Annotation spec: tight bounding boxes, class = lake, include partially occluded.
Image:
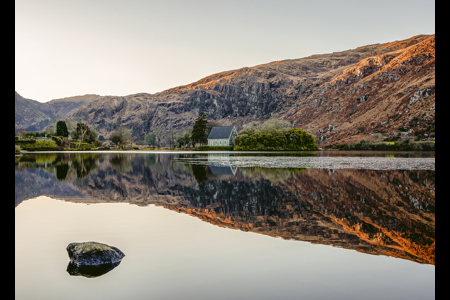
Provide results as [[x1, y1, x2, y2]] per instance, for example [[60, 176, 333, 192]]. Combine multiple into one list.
[[15, 151, 435, 300]]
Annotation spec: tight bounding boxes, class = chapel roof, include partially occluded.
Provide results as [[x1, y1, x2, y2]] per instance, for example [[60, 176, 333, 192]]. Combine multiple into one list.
[[207, 126, 235, 139]]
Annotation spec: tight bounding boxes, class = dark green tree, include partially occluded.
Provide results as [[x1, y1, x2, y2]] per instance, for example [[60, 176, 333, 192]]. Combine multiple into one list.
[[56, 121, 69, 137], [191, 112, 208, 146]]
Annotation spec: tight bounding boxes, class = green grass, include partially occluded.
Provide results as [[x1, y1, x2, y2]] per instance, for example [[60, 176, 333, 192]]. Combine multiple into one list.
[[17, 139, 59, 150], [332, 140, 435, 151]]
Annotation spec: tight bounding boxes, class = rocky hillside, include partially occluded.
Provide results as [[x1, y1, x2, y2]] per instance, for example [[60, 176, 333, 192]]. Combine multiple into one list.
[[15, 92, 104, 131], [66, 34, 434, 146], [18, 34, 434, 146]]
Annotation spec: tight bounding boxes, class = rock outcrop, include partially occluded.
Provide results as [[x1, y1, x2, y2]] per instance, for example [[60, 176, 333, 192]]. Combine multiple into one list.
[[66, 241, 125, 266]]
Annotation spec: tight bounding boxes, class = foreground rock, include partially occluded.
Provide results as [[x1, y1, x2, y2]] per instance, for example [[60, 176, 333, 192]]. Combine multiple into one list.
[[66, 241, 125, 266]]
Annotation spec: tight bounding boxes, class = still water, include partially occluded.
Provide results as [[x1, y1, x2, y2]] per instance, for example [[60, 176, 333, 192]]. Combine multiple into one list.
[[15, 151, 435, 300]]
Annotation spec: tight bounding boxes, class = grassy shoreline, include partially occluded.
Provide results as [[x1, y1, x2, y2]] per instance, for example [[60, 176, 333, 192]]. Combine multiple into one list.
[[326, 140, 435, 151]]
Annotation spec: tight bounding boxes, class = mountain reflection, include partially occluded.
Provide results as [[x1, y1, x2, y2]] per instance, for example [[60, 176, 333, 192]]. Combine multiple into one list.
[[15, 153, 435, 265]]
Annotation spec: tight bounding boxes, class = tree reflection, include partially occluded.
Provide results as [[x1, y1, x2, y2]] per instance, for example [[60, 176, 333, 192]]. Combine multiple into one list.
[[192, 164, 208, 188], [72, 154, 98, 178], [56, 164, 69, 180]]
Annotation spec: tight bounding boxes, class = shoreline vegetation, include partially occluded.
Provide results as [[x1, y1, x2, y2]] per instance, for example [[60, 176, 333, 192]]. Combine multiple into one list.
[[15, 136, 435, 152], [327, 140, 435, 151], [15, 119, 435, 153]]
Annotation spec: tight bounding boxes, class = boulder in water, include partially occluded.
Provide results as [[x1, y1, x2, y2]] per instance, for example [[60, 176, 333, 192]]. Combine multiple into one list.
[[66, 241, 125, 266]]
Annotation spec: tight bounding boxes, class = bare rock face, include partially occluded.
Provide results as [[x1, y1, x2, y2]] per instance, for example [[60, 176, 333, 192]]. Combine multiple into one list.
[[66, 241, 125, 266]]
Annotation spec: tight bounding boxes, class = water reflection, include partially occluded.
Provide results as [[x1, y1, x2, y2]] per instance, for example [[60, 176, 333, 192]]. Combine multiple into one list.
[[15, 152, 435, 265], [67, 261, 122, 278]]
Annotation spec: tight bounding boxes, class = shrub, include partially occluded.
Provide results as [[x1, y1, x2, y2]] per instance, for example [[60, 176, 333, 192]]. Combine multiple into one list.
[[15, 139, 36, 145], [234, 128, 318, 151], [52, 136, 64, 146]]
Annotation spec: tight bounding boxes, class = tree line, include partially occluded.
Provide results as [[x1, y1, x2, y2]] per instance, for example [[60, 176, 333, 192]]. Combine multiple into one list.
[[16, 114, 319, 151], [142, 112, 216, 148]]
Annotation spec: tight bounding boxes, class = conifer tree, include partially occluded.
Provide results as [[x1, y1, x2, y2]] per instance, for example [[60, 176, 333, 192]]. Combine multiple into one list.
[[56, 120, 69, 137], [191, 112, 208, 146]]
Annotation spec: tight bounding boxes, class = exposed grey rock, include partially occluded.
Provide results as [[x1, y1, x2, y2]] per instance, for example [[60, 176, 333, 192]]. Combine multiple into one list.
[[66, 241, 125, 266], [357, 94, 370, 103], [409, 88, 433, 106]]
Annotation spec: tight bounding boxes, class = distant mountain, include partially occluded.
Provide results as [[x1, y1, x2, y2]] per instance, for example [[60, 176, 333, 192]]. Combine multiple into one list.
[[14, 92, 104, 131], [16, 34, 435, 146]]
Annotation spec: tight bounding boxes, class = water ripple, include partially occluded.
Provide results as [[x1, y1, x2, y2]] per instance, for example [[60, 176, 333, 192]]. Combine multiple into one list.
[[175, 156, 435, 170]]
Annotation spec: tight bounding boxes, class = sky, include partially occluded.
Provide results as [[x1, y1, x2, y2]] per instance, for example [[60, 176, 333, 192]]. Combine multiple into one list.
[[15, 0, 435, 102]]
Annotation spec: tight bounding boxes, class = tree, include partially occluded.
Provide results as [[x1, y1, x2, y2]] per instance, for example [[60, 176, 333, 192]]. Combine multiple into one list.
[[144, 133, 156, 147], [191, 112, 208, 146], [177, 129, 192, 148], [92, 139, 103, 147], [98, 135, 105, 141], [168, 127, 178, 149], [233, 127, 318, 151], [71, 123, 98, 147], [109, 126, 132, 149], [56, 120, 69, 137], [154, 127, 163, 148], [261, 119, 292, 132], [72, 123, 89, 149], [85, 128, 98, 143]]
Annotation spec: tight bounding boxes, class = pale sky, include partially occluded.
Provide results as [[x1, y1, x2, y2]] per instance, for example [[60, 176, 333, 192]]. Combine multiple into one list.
[[15, 0, 435, 102]]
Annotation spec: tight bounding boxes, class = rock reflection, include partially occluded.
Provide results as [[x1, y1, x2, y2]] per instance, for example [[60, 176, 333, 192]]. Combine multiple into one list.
[[66, 261, 121, 278], [15, 153, 435, 265]]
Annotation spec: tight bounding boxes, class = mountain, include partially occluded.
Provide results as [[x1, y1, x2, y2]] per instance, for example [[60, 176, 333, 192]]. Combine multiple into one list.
[[16, 34, 435, 146], [14, 92, 104, 131]]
